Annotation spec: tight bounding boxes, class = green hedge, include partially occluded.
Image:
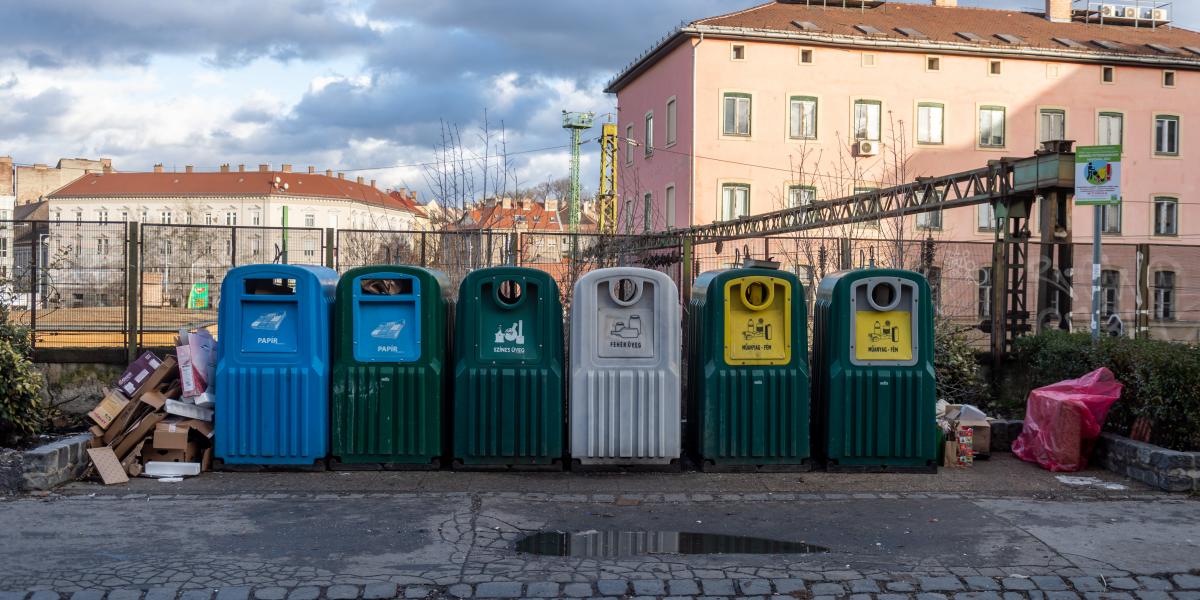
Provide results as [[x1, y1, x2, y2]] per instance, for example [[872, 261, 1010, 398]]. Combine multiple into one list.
[[1007, 331, 1200, 452]]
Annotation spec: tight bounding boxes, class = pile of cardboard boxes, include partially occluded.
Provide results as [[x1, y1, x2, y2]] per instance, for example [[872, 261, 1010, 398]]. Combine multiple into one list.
[[84, 341, 215, 484], [938, 403, 992, 469]]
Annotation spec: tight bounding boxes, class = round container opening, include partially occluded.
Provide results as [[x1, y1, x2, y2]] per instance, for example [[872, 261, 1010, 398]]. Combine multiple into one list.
[[743, 281, 773, 311], [612, 278, 639, 305], [498, 280, 523, 306], [868, 281, 900, 311]]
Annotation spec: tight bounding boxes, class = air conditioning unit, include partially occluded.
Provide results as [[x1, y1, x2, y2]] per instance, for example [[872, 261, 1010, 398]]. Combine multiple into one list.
[[1098, 4, 1118, 18], [855, 140, 880, 156], [1151, 8, 1169, 21], [1122, 6, 1139, 19]]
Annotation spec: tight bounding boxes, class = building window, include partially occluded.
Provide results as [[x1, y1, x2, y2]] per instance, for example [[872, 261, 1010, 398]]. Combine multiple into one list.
[[160, 211, 172, 224], [1039, 108, 1066, 143], [98, 210, 109, 224], [53, 210, 61, 222], [861, 53, 877, 67], [1154, 196, 1178, 236], [1098, 112, 1124, 146], [304, 213, 316, 228], [853, 100, 881, 141], [979, 106, 1006, 148], [731, 44, 745, 60], [97, 237, 110, 256], [789, 96, 818, 140], [303, 239, 316, 258], [643, 192, 652, 232], [1046, 63, 1060, 79], [624, 124, 634, 164], [251, 211, 262, 226], [1100, 204, 1121, 234], [162, 239, 172, 257], [800, 48, 814, 64], [917, 102, 944, 145], [916, 192, 944, 230], [788, 185, 816, 208], [665, 185, 676, 230], [204, 212, 214, 225], [0, 238, 9, 258], [644, 111, 654, 156], [978, 204, 997, 231], [1155, 115, 1180, 156], [723, 93, 752, 136], [1102, 65, 1115, 84], [926, 56, 941, 72], [250, 239, 261, 256], [225, 211, 238, 226], [75, 212, 83, 225], [1163, 70, 1176, 88], [185, 212, 193, 225], [978, 267, 992, 319], [721, 184, 750, 220], [1101, 270, 1120, 317], [1154, 271, 1175, 321], [989, 59, 1002, 76], [666, 98, 677, 146], [121, 210, 128, 222]]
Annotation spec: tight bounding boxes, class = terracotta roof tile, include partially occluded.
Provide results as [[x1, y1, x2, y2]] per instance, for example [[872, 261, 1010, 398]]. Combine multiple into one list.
[[47, 171, 425, 216], [692, 1, 1200, 60]]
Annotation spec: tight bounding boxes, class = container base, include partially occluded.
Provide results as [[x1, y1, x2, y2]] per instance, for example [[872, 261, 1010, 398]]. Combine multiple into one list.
[[698, 459, 815, 473], [570, 458, 683, 473], [824, 461, 937, 474], [327, 457, 442, 471], [212, 459, 328, 472], [450, 458, 564, 472]]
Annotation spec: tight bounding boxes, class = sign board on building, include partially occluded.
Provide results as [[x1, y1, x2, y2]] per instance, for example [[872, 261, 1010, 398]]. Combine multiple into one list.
[[1074, 145, 1122, 205]]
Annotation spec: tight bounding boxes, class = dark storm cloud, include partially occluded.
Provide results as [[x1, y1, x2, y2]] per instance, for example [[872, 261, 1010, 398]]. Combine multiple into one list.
[[1, 0, 379, 69]]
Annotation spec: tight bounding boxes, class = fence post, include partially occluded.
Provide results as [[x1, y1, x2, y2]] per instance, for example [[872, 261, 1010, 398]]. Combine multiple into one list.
[[324, 227, 336, 269], [1136, 243, 1150, 340], [230, 226, 238, 267], [420, 231, 428, 267], [126, 221, 141, 363], [681, 236, 694, 306], [989, 240, 1007, 364], [839, 238, 853, 270]]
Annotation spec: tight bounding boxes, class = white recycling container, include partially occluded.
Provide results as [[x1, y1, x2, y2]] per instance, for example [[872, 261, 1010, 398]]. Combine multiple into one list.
[[570, 267, 681, 466]]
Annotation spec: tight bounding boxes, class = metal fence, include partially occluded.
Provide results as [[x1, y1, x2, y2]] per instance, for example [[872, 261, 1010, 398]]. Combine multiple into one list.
[[4, 219, 1199, 361]]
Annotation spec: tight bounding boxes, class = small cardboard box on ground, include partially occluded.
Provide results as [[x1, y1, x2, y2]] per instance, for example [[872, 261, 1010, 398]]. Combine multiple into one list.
[[943, 404, 992, 459], [83, 348, 215, 485]]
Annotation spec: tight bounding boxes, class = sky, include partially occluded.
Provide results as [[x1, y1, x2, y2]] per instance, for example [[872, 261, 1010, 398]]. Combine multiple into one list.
[[2, 0, 1198, 203]]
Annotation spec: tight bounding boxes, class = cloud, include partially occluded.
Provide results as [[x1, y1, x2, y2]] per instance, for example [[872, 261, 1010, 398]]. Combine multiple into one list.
[[1, 0, 379, 70]]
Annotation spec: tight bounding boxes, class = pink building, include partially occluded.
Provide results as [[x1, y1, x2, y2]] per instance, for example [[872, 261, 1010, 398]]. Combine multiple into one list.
[[607, 0, 1200, 340]]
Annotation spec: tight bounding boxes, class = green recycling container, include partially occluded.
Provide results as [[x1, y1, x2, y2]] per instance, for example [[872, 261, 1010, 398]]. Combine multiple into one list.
[[687, 265, 811, 470], [452, 267, 564, 468], [331, 265, 451, 467], [812, 269, 937, 472]]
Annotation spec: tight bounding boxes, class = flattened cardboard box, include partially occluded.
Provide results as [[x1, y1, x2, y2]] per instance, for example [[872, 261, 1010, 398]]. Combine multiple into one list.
[[87, 391, 129, 430], [118, 351, 163, 397], [131, 356, 177, 400]]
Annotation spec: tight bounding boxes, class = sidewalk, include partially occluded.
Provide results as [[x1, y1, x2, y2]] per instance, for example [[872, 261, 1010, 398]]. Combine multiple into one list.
[[2, 455, 1197, 600]]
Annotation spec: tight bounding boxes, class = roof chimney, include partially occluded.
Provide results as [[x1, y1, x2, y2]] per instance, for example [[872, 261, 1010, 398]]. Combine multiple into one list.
[[238, 164, 245, 172], [101, 158, 113, 173], [281, 164, 292, 173], [356, 176, 364, 185], [369, 179, 376, 189], [258, 164, 269, 172], [1046, 0, 1071, 22], [338, 172, 345, 180], [220, 164, 230, 173], [325, 169, 333, 177], [932, 0, 957, 6], [501, 197, 512, 209], [153, 164, 163, 174], [307, 166, 315, 174], [185, 165, 193, 173]]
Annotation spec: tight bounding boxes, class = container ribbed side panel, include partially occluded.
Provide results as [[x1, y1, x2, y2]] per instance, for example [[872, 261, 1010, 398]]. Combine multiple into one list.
[[832, 367, 933, 462], [219, 366, 325, 464], [702, 368, 810, 463], [331, 365, 440, 463], [457, 367, 562, 464], [573, 368, 679, 463]]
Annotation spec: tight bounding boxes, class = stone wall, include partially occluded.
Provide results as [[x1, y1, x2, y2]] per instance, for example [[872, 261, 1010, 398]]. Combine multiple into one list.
[[1095, 432, 1200, 492], [0, 433, 94, 492], [35, 362, 124, 416]]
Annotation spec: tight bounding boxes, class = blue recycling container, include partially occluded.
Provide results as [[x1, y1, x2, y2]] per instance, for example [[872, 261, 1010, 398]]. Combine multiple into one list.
[[215, 264, 338, 466]]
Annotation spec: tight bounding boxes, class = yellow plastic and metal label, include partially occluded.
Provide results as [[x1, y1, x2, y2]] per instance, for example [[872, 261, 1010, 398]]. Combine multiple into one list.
[[723, 276, 791, 366], [854, 310, 913, 361]]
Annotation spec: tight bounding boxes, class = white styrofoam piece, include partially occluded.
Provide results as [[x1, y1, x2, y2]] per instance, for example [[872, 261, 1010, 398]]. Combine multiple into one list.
[[193, 391, 215, 406], [157, 477, 184, 483], [143, 461, 201, 477], [164, 399, 213, 421]]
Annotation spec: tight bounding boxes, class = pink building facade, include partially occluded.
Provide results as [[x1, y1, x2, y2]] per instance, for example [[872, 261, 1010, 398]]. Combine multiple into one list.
[[608, 0, 1200, 340]]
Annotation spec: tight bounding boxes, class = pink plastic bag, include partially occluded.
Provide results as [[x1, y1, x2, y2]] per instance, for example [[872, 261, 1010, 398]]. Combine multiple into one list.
[[1012, 367, 1122, 472]]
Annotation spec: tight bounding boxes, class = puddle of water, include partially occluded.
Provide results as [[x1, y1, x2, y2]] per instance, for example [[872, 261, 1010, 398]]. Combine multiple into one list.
[[514, 530, 829, 558]]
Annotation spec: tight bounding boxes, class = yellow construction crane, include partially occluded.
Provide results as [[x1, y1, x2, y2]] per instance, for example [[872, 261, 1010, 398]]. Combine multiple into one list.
[[597, 122, 619, 234]]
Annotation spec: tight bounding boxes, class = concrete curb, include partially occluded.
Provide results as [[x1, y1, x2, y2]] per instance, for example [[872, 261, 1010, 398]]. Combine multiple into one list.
[[1095, 432, 1200, 493], [0, 433, 94, 493]]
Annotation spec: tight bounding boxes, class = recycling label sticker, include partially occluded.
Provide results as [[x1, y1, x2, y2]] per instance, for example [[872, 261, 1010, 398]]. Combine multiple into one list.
[[598, 309, 654, 358], [854, 310, 913, 361], [723, 277, 791, 366]]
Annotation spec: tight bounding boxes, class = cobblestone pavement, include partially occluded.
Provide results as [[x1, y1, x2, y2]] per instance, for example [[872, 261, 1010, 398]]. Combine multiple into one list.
[[2, 475, 1198, 599]]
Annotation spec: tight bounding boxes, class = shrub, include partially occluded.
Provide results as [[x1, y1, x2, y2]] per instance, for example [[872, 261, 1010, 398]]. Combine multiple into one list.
[[0, 336, 48, 446], [933, 318, 989, 409], [1009, 330, 1200, 452]]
